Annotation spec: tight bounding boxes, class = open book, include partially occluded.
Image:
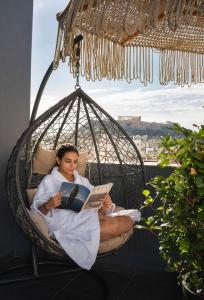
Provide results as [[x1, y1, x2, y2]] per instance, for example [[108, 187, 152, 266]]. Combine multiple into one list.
[[58, 182, 113, 212]]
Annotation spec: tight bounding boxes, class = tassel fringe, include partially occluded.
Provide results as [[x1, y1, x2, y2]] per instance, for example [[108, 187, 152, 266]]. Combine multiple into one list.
[[53, 0, 204, 86]]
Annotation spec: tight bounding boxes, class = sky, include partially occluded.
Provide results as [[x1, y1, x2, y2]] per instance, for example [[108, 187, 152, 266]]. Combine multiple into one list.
[[31, 0, 204, 129]]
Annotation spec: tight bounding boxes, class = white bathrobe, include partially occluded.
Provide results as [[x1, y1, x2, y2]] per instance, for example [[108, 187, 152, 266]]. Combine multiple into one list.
[[31, 166, 101, 270]]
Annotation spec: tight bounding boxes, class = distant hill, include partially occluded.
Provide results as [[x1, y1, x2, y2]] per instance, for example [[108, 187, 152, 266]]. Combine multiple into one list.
[[63, 117, 180, 139], [117, 119, 178, 138]]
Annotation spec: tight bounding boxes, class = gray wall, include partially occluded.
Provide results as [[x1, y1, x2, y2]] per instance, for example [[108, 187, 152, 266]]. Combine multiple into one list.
[[0, 0, 33, 259]]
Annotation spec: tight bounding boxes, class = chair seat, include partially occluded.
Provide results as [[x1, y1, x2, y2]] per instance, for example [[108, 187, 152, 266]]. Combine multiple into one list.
[[17, 205, 133, 256], [98, 227, 133, 254]]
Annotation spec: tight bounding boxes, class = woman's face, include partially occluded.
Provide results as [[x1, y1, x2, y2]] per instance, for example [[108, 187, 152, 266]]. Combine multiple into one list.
[[57, 151, 79, 176]]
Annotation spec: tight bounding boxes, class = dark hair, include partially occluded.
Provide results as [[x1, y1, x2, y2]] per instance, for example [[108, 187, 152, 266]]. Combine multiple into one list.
[[56, 144, 79, 160]]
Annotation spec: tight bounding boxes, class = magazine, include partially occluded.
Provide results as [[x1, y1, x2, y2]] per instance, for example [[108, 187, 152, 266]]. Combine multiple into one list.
[[58, 182, 113, 212]]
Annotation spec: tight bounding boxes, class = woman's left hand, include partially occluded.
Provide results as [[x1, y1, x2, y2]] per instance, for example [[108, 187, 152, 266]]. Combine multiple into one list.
[[101, 194, 112, 210]]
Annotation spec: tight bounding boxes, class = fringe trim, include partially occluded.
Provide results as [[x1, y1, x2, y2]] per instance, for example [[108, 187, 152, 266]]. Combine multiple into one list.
[[159, 49, 204, 86], [53, 0, 204, 86], [65, 31, 153, 85]]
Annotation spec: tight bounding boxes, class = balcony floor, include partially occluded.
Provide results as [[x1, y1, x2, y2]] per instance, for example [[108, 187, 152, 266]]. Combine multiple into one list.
[[0, 229, 183, 300], [0, 265, 183, 300]]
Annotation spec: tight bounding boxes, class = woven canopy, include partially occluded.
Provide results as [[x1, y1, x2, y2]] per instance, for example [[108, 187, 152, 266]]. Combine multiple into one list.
[[54, 0, 204, 86]]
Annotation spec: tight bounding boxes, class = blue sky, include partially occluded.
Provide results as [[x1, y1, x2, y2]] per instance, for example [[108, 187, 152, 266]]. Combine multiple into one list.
[[31, 0, 204, 128]]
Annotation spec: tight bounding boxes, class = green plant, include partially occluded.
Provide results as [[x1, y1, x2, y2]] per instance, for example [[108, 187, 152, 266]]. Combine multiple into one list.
[[142, 123, 204, 297]]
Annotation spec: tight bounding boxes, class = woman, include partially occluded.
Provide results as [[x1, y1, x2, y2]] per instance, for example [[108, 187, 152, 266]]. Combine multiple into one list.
[[31, 144, 139, 269]]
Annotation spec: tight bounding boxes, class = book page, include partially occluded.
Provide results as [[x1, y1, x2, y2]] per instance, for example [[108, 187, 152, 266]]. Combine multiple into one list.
[[82, 182, 113, 210]]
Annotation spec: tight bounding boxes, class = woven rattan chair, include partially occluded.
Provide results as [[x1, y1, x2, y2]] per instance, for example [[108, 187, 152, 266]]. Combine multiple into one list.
[[4, 55, 145, 284]]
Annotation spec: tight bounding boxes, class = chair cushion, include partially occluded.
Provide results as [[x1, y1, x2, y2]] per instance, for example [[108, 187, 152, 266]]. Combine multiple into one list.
[[27, 209, 50, 239], [25, 208, 60, 251], [32, 146, 56, 175], [32, 145, 88, 176], [76, 151, 89, 177], [26, 188, 38, 205], [98, 228, 133, 254]]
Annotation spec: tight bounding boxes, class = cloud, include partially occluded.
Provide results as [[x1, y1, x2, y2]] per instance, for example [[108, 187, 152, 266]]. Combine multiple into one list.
[[88, 85, 204, 128], [86, 88, 122, 94], [30, 93, 67, 117], [31, 84, 204, 130]]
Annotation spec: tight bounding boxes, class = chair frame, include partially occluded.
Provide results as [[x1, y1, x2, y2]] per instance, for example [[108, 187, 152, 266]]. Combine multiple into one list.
[[3, 56, 146, 286]]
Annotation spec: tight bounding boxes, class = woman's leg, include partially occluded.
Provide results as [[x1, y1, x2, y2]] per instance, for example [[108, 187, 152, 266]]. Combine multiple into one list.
[[99, 214, 133, 241]]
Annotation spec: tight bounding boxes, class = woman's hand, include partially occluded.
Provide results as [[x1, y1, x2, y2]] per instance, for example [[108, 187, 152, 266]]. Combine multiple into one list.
[[102, 194, 112, 209], [99, 194, 112, 214], [46, 192, 62, 209]]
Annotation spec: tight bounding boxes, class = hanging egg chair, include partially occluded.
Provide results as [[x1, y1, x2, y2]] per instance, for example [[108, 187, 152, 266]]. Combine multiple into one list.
[[5, 35, 145, 277]]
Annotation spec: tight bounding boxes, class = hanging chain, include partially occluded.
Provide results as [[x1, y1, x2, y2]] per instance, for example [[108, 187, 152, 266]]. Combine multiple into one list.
[[75, 45, 80, 89], [74, 35, 83, 89]]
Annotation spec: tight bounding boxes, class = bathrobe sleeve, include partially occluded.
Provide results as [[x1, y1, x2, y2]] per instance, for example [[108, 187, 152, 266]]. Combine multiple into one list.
[[30, 174, 60, 217]]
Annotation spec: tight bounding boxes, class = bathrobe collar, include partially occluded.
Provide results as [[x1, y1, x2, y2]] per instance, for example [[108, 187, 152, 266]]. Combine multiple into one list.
[[51, 166, 79, 184]]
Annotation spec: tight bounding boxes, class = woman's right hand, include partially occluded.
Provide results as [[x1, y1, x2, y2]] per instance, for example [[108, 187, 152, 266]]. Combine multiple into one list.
[[46, 192, 62, 209]]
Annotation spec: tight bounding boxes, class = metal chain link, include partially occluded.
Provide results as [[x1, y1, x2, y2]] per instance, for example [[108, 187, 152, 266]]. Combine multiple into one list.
[[74, 35, 83, 89]]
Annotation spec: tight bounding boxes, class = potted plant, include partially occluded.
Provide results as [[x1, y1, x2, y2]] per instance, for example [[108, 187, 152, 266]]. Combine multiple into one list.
[[141, 123, 204, 299]]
